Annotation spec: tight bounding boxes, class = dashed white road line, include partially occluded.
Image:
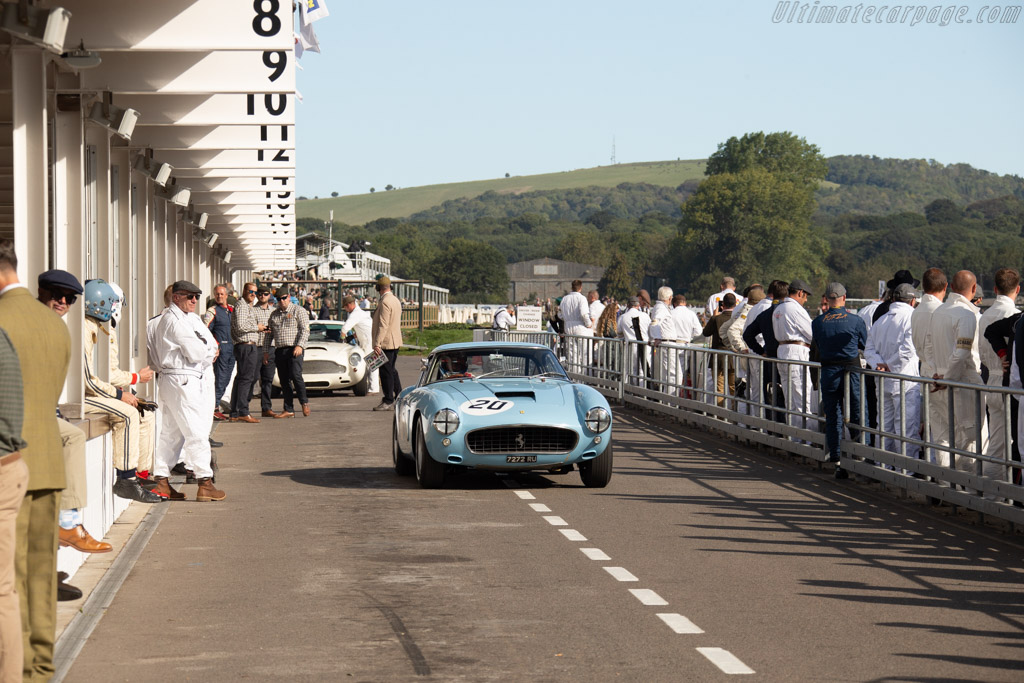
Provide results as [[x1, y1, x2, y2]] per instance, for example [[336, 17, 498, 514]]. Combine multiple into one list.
[[628, 589, 668, 606], [513, 489, 751, 671], [603, 566, 639, 582], [580, 548, 610, 561], [696, 647, 755, 675], [656, 613, 704, 634]]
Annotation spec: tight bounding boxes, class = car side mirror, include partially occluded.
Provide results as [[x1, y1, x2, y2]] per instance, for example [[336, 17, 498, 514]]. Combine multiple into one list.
[[420, 358, 429, 370]]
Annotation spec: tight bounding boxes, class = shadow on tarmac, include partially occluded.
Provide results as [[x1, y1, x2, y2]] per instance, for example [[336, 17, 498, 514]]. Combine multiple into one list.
[[260, 466, 580, 490]]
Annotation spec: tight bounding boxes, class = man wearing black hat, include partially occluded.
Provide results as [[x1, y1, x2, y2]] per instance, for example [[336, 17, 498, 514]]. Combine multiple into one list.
[[772, 279, 816, 435], [150, 281, 225, 502], [812, 282, 868, 479], [865, 282, 921, 466], [253, 286, 278, 417], [228, 282, 266, 423], [37, 271, 118, 553], [266, 286, 311, 417], [872, 269, 921, 324]]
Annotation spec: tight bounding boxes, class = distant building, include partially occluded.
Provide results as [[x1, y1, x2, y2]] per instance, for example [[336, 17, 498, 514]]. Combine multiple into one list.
[[507, 258, 606, 302], [294, 233, 391, 281]]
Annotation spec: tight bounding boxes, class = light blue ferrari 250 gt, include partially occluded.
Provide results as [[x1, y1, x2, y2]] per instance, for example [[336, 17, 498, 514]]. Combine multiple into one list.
[[392, 342, 613, 489]]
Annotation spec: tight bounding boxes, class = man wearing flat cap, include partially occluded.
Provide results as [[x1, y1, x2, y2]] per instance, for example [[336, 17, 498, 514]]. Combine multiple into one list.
[[150, 281, 225, 502], [266, 286, 311, 417], [371, 276, 403, 410], [812, 282, 868, 478], [773, 279, 816, 435]]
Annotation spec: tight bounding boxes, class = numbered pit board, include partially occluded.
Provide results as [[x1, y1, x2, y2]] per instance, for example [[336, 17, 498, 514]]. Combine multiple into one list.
[[365, 348, 388, 372]]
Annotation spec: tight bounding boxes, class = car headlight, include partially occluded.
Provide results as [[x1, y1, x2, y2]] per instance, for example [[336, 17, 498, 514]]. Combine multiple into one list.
[[432, 408, 460, 435], [585, 407, 611, 433], [349, 352, 362, 367]]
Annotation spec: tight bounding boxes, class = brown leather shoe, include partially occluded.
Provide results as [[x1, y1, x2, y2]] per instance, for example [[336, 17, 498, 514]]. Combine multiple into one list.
[[231, 415, 260, 423], [261, 410, 277, 417], [59, 525, 112, 553], [301, 403, 311, 417], [153, 476, 186, 501], [274, 411, 295, 418], [196, 478, 226, 502]]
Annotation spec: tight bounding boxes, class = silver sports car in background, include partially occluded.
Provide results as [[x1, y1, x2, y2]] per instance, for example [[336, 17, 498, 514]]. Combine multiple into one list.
[[272, 321, 370, 395]]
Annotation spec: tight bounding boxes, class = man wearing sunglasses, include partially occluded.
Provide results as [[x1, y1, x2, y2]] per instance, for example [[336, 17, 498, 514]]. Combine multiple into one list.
[[253, 287, 278, 417], [228, 283, 267, 422], [36, 271, 118, 553], [149, 281, 226, 502]]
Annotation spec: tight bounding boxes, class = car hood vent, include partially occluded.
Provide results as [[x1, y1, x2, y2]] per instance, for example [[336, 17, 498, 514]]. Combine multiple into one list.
[[493, 391, 535, 400]]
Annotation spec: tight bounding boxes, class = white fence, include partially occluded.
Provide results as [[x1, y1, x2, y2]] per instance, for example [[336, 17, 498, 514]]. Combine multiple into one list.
[[486, 330, 1024, 526]]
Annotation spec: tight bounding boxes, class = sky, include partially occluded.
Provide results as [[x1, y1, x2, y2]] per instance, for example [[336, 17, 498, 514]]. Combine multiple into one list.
[[294, 0, 1023, 198]]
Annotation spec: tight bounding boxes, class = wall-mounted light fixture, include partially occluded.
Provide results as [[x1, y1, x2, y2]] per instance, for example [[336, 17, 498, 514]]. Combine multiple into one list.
[[222, 250, 233, 264], [87, 93, 138, 141], [156, 181, 190, 207], [196, 212, 209, 229], [0, 3, 71, 53], [204, 231, 218, 248], [60, 40, 101, 69], [133, 152, 172, 187]]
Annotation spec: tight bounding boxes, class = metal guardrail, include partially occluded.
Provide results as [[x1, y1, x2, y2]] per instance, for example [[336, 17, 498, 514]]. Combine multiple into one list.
[[487, 330, 1024, 526]]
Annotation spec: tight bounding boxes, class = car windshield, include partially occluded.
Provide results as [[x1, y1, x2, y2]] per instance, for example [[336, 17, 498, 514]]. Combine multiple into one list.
[[308, 324, 344, 343], [426, 347, 566, 384]]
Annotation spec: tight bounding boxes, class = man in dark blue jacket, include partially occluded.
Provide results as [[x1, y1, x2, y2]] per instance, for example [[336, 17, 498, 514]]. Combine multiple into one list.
[[812, 282, 868, 479], [204, 284, 234, 420]]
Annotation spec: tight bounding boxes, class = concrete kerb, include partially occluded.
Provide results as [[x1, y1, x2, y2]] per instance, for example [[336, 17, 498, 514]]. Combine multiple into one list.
[[52, 497, 169, 682]]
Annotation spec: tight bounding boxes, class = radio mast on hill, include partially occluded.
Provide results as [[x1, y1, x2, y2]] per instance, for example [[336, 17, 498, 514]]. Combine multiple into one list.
[[611, 136, 616, 165]]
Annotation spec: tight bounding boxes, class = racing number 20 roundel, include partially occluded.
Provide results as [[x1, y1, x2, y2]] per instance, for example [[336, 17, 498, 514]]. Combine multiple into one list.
[[459, 398, 515, 416]]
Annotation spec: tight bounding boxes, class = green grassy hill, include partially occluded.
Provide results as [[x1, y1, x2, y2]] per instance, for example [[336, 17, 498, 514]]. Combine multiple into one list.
[[297, 160, 707, 225]]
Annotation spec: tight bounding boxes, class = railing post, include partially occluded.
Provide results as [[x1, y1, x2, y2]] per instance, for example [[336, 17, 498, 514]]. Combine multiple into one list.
[[418, 278, 424, 332], [336, 278, 343, 321], [618, 340, 626, 402]]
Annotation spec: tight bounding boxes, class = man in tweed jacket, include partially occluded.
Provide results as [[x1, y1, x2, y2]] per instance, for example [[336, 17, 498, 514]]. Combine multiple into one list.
[[0, 240, 69, 680]]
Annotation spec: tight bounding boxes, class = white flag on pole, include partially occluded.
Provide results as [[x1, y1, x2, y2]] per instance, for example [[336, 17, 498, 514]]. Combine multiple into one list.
[[300, 0, 330, 25], [298, 20, 321, 56]]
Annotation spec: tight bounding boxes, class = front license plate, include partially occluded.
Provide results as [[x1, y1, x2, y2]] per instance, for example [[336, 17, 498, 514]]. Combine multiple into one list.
[[506, 455, 537, 463]]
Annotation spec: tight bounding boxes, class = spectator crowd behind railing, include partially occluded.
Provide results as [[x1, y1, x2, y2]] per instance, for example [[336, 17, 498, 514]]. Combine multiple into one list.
[[490, 268, 1024, 527]]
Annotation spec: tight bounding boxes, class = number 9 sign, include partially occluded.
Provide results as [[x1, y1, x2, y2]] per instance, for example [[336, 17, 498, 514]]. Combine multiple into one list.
[[459, 398, 514, 416]]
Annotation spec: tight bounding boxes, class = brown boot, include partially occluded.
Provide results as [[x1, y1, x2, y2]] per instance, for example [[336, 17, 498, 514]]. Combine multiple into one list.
[[196, 478, 226, 502], [152, 476, 186, 501]]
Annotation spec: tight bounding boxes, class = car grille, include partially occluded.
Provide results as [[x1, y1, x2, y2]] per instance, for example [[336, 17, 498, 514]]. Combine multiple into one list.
[[466, 426, 578, 454], [304, 360, 344, 375]]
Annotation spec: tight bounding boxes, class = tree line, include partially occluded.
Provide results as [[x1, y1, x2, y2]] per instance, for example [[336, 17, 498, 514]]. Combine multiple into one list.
[[297, 142, 1024, 302]]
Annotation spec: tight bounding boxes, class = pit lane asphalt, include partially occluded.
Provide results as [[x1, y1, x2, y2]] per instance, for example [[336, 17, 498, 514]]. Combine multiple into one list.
[[65, 356, 1024, 681]]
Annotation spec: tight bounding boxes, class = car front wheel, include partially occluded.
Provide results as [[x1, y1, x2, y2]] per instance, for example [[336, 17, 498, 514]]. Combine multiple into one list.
[[579, 442, 613, 488], [414, 419, 445, 489], [393, 418, 413, 476], [353, 371, 369, 397]]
